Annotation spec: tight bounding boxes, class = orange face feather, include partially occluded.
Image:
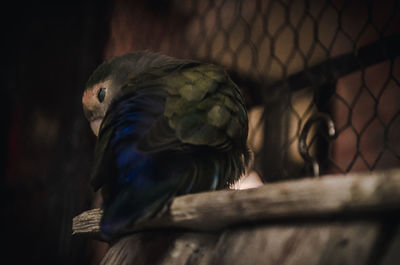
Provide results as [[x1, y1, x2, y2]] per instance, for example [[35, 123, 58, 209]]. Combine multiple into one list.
[[82, 80, 113, 136]]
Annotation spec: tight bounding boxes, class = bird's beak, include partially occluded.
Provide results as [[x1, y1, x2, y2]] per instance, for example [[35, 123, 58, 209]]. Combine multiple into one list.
[[90, 119, 102, 137]]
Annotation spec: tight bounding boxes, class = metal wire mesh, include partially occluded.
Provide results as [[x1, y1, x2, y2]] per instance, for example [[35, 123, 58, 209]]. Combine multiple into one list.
[[106, 0, 400, 181]]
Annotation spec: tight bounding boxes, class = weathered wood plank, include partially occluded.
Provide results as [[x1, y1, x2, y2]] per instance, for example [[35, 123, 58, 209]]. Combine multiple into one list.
[[73, 169, 400, 236], [99, 221, 381, 265], [209, 221, 380, 265]]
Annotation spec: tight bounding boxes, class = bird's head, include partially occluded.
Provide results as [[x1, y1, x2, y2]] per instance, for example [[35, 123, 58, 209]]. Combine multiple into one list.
[[82, 51, 175, 136]]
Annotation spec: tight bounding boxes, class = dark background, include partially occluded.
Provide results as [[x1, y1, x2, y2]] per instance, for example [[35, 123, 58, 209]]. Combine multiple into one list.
[[2, 1, 110, 264]]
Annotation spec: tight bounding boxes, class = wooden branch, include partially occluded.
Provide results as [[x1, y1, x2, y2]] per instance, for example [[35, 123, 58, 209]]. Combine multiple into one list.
[[72, 208, 102, 235], [73, 169, 400, 236]]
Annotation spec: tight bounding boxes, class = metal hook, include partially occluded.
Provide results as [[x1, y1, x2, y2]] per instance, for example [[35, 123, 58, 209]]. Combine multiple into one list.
[[298, 113, 335, 177]]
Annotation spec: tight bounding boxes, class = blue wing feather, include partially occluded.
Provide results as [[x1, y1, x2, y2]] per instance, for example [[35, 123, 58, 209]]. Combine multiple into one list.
[[95, 89, 193, 239]]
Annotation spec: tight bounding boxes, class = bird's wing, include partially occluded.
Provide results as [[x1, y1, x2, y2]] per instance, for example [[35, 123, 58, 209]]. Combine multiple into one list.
[[90, 62, 248, 239], [139, 62, 248, 152], [132, 62, 249, 190]]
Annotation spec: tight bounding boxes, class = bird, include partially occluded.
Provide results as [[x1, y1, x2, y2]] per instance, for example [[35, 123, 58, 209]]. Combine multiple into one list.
[[82, 51, 250, 240]]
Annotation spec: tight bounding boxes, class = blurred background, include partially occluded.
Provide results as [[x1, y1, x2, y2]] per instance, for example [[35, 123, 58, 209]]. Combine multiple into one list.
[[2, 0, 400, 264]]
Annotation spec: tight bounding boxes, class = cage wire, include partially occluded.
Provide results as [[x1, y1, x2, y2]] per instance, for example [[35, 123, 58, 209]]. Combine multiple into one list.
[[107, 0, 400, 182]]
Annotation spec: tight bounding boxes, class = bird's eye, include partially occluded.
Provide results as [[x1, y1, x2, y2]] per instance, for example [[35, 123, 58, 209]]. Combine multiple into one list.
[[97, 87, 106, 103]]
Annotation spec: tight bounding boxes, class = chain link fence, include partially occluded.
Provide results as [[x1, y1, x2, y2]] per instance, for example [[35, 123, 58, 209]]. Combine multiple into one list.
[[106, 0, 400, 181]]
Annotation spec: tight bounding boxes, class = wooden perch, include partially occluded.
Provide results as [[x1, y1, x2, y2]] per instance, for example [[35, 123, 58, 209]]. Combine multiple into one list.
[[73, 169, 400, 236]]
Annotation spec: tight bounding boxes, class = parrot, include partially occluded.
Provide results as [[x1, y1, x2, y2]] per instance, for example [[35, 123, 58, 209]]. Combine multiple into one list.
[[82, 51, 250, 240]]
